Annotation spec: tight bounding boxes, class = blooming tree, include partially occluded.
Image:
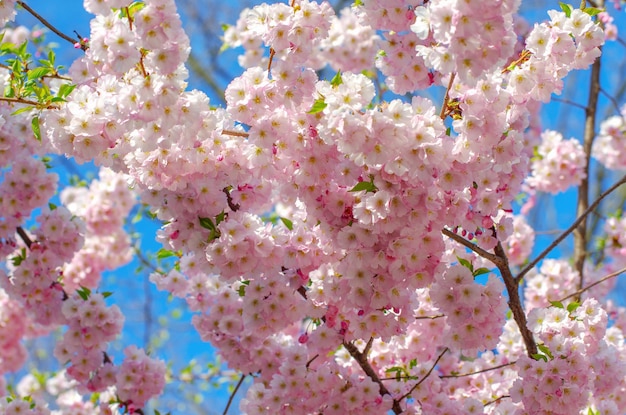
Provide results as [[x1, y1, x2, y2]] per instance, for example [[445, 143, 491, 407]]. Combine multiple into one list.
[[0, 0, 626, 414]]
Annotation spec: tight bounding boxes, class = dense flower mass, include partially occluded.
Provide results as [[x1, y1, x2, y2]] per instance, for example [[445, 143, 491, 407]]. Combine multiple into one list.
[[0, 0, 624, 414]]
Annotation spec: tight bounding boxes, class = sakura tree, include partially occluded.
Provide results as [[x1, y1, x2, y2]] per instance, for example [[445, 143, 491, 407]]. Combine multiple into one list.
[[0, 0, 626, 414]]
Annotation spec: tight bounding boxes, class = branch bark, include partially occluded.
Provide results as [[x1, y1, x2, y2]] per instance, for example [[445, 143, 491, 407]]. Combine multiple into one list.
[[573, 2, 604, 298]]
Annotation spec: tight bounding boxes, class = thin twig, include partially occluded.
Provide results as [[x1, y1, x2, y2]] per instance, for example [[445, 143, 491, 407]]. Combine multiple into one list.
[[599, 87, 625, 117], [0, 96, 59, 109], [223, 374, 246, 415], [557, 266, 626, 303], [222, 129, 249, 138], [551, 97, 587, 111], [415, 314, 445, 320], [484, 395, 511, 407], [441, 228, 501, 265], [517, 174, 626, 283], [398, 347, 448, 402], [16, 1, 86, 50], [440, 361, 516, 379]]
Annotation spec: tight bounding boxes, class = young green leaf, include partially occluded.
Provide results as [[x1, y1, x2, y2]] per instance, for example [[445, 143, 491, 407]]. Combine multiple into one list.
[[31, 116, 41, 141], [280, 217, 293, 230], [456, 256, 473, 272], [549, 300, 564, 309], [559, 2, 573, 18], [330, 70, 343, 87], [566, 301, 580, 313], [308, 99, 327, 114], [472, 267, 490, 277]]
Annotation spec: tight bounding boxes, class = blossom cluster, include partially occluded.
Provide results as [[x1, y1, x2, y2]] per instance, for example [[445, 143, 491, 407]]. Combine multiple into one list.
[[592, 104, 626, 170], [512, 299, 626, 414], [525, 130, 587, 193], [60, 168, 136, 291], [0, 0, 622, 414]]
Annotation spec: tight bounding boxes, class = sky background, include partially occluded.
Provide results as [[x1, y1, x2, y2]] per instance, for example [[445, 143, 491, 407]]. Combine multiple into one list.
[[7, 1, 626, 414]]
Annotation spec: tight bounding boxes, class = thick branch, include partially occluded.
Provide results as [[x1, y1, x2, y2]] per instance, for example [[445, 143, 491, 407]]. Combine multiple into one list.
[[517, 174, 626, 282], [343, 341, 403, 414], [493, 239, 537, 357], [16, 226, 32, 248], [574, 20, 603, 296]]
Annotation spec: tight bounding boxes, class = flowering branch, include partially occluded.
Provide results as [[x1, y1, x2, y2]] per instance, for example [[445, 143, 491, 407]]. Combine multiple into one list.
[[342, 341, 403, 414], [16, 1, 87, 50], [517, 173, 626, 283], [439, 361, 516, 378], [557, 265, 626, 303], [398, 347, 448, 402]]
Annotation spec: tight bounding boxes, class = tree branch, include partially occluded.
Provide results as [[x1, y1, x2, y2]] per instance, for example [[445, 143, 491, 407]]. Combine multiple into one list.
[[343, 341, 403, 414], [573, 17, 603, 297], [223, 374, 246, 415], [16, 1, 86, 50], [16, 226, 33, 249], [439, 361, 516, 379], [493, 238, 537, 357], [557, 265, 626, 303], [441, 228, 502, 266], [398, 347, 448, 402], [517, 174, 626, 283]]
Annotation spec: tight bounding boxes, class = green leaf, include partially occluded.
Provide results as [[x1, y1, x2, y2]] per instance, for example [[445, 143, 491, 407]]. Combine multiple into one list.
[[10, 248, 27, 266], [582, 7, 603, 17], [198, 217, 217, 232], [48, 202, 57, 210], [349, 180, 377, 193], [238, 285, 246, 297], [531, 353, 547, 362], [215, 211, 226, 226], [27, 67, 52, 81], [456, 256, 473, 272], [537, 343, 553, 360], [102, 291, 113, 298], [57, 83, 76, 99], [157, 248, 176, 259], [472, 267, 490, 277], [308, 99, 327, 114], [11, 106, 32, 116], [330, 70, 343, 87], [76, 286, 91, 300], [566, 301, 580, 313], [549, 300, 564, 309], [31, 116, 41, 141], [559, 2, 573, 18], [354, 0, 363, 5], [280, 217, 293, 230]]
